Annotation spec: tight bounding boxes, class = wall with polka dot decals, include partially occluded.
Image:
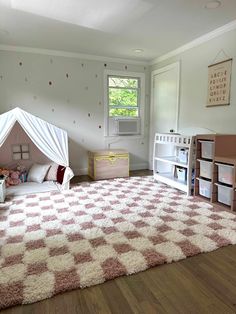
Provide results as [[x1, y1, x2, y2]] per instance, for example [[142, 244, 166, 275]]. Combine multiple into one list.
[[0, 51, 150, 174]]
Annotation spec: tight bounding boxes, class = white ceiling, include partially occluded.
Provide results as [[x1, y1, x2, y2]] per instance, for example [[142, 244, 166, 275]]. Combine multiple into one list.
[[0, 0, 236, 61]]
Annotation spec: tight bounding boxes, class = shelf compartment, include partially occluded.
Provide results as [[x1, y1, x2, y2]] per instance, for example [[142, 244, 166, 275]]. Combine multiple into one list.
[[197, 159, 213, 180], [154, 156, 188, 168], [215, 163, 234, 186], [154, 172, 188, 193], [215, 183, 233, 206], [197, 177, 212, 199], [199, 140, 214, 160]]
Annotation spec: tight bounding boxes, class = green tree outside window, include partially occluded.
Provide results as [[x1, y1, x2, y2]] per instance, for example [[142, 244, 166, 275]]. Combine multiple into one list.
[[108, 76, 140, 117]]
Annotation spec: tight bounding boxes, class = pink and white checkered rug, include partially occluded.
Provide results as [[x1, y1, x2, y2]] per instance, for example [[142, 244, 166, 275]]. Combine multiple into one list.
[[1, 176, 236, 310]]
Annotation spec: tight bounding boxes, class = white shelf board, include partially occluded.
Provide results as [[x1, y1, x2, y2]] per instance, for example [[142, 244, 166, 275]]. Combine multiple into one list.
[[154, 141, 190, 148], [153, 172, 188, 192], [154, 156, 188, 168]]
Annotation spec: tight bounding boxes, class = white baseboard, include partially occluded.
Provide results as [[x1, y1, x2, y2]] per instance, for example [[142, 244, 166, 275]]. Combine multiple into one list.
[[73, 162, 148, 176], [129, 162, 149, 171], [73, 168, 88, 176]]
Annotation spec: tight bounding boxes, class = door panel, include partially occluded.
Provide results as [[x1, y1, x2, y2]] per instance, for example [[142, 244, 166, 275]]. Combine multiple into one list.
[[149, 62, 180, 169], [153, 66, 178, 133]]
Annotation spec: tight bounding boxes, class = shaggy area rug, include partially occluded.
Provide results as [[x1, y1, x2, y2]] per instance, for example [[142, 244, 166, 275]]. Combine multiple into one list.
[[0, 176, 236, 309]]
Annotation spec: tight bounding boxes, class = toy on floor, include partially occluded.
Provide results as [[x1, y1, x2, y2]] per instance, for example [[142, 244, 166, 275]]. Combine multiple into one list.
[[0, 164, 27, 187]]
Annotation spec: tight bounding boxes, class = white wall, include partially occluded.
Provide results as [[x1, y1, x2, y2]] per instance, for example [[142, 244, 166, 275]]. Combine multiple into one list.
[[0, 51, 150, 174], [152, 28, 236, 134]]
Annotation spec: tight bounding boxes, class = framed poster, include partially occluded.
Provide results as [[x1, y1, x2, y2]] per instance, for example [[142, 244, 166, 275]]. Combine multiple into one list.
[[207, 58, 232, 107]]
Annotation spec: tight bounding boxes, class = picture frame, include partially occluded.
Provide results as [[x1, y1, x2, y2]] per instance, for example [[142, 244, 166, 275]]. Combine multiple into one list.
[[207, 58, 232, 107]]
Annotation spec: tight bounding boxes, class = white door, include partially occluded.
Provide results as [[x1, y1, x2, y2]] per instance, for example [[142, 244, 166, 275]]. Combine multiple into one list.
[[149, 62, 180, 169]]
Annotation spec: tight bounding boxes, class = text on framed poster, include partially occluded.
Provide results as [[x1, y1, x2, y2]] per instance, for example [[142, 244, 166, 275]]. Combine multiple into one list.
[[207, 58, 232, 107]]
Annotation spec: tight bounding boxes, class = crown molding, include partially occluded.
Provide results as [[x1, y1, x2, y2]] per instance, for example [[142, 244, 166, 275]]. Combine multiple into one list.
[[1, 18, 235, 67], [0, 44, 149, 66], [151, 19, 236, 65]]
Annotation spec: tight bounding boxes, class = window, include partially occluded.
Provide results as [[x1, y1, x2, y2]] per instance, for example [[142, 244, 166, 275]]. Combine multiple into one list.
[[12, 144, 30, 160], [108, 76, 140, 118], [104, 70, 145, 137]]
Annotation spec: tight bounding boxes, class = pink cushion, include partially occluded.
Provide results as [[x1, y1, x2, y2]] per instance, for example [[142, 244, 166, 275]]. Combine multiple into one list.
[[45, 163, 59, 181]]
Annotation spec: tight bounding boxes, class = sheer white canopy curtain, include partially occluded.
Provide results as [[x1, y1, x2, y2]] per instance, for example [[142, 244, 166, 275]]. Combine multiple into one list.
[[0, 107, 74, 189]]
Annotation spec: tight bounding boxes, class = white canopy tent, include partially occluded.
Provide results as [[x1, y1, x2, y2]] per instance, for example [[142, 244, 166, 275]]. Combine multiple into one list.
[[0, 107, 74, 190]]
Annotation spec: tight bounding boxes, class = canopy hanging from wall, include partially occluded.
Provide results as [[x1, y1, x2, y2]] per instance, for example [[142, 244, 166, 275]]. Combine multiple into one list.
[[0, 107, 73, 189]]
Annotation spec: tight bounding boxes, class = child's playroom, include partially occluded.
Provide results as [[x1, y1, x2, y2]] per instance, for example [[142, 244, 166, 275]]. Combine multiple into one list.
[[0, 1, 236, 313]]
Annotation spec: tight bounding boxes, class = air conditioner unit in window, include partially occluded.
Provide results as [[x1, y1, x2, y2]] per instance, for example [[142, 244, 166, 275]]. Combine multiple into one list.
[[115, 118, 141, 135]]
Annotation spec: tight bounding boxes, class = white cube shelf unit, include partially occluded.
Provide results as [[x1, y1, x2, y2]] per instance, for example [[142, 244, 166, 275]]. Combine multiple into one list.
[[153, 133, 195, 196]]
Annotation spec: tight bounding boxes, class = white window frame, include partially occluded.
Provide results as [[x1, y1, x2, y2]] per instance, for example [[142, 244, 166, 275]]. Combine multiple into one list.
[[104, 70, 145, 138]]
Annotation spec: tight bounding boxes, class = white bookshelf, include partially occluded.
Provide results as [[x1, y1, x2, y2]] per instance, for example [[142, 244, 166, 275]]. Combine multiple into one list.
[[153, 133, 195, 196]]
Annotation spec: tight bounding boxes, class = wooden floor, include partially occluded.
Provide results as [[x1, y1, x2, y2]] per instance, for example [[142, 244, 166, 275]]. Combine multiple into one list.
[[2, 171, 236, 314]]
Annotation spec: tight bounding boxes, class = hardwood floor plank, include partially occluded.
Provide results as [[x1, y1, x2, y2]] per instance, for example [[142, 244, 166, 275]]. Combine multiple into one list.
[[117, 273, 168, 314], [143, 265, 212, 314], [153, 260, 235, 314], [77, 286, 112, 314], [115, 278, 145, 314], [190, 261, 236, 309], [180, 248, 236, 312], [99, 280, 135, 314]]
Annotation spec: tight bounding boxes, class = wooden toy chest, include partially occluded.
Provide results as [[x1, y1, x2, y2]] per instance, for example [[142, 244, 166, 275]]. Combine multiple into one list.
[[88, 149, 129, 180]]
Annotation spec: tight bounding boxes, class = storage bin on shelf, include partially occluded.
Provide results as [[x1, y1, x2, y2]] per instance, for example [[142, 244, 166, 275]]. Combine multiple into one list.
[[175, 166, 187, 181], [197, 159, 213, 179], [197, 178, 212, 198], [215, 183, 233, 206], [215, 163, 234, 185], [199, 140, 214, 160], [178, 148, 188, 163]]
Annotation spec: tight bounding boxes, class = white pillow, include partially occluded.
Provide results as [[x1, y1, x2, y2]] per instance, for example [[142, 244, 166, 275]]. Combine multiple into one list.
[[27, 163, 50, 183]]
